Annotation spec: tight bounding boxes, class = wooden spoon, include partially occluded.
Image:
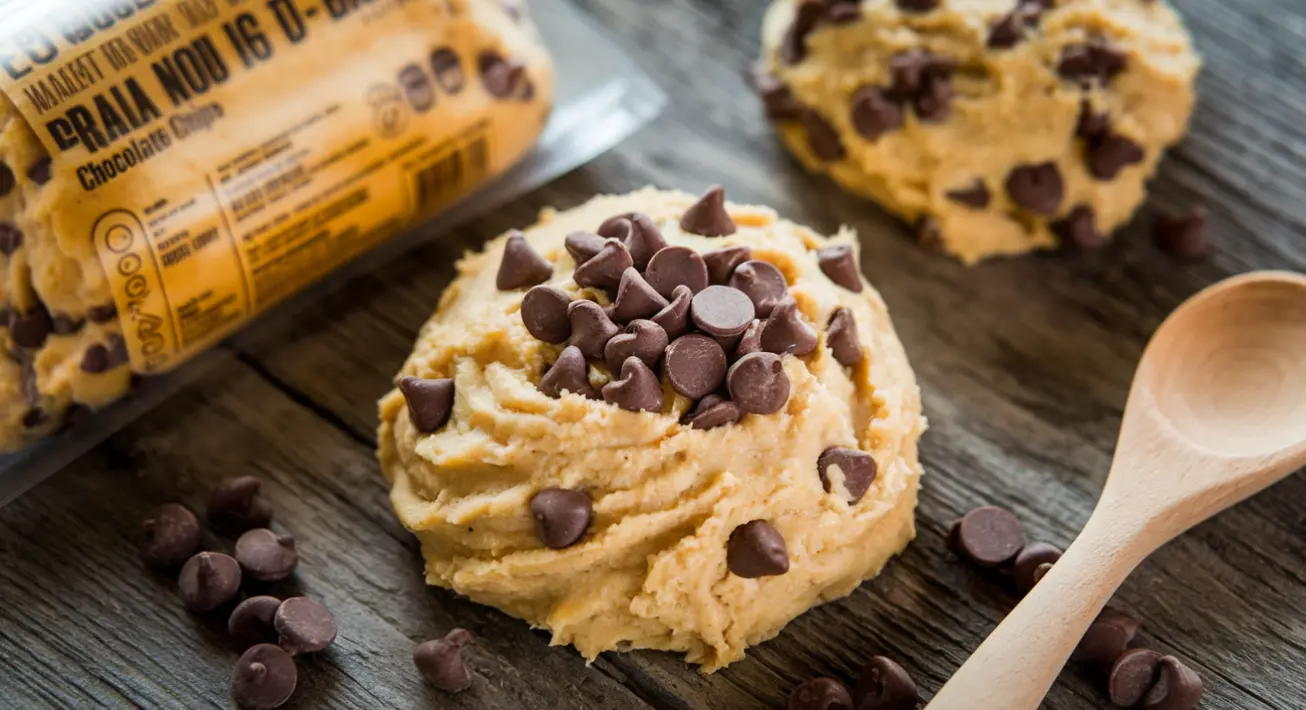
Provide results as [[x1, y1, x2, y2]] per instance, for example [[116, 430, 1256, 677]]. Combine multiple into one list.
[[927, 270, 1306, 710]]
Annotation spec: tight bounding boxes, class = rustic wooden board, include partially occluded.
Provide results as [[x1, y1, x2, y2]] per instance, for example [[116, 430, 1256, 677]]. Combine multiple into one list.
[[3, 0, 1306, 708]]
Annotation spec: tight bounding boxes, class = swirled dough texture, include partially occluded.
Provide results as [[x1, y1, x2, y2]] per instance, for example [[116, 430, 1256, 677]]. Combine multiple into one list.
[[757, 0, 1199, 263], [377, 187, 926, 670]]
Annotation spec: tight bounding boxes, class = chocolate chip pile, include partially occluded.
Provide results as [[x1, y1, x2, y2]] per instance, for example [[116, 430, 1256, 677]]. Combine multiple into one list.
[[787, 654, 919, 710], [396, 186, 883, 578], [947, 505, 1204, 709]]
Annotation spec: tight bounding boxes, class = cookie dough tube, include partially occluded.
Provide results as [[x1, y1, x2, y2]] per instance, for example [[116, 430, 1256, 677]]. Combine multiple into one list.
[[0, 0, 554, 450]]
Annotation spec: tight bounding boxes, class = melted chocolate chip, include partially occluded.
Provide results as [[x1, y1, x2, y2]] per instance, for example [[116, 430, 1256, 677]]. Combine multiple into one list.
[[398, 376, 455, 433], [530, 488, 592, 549], [727, 519, 789, 577]]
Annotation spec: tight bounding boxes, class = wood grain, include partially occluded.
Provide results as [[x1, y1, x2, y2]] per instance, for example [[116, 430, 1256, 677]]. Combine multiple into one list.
[[4, 0, 1306, 708]]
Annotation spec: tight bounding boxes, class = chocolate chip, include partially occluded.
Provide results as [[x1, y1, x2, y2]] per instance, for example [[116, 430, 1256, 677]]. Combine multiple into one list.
[[0, 222, 22, 255], [26, 157, 51, 186], [729, 260, 789, 317], [21, 408, 46, 429], [573, 239, 633, 292], [1142, 656, 1204, 710], [917, 216, 942, 248], [691, 286, 755, 338], [521, 286, 572, 343], [946, 180, 991, 209], [229, 596, 283, 647], [800, 108, 846, 161], [208, 477, 275, 536], [643, 248, 707, 301], [1013, 541, 1062, 593], [88, 302, 117, 323], [0, 162, 13, 197], [1005, 162, 1064, 216], [398, 376, 455, 433], [1052, 205, 1104, 250], [478, 51, 527, 99], [1153, 207, 1209, 261], [781, 0, 824, 64], [530, 488, 592, 549], [851, 86, 903, 142], [604, 320, 668, 372], [826, 308, 863, 366], [664, 334, 728, 399], [825, 1, 860, 24], [106, 334, 129, 368], [761, 300, 818, 356], [651, 285, 693, 340], [81, 344, 110, 374], [1032, 561, 1054, 585], [600, 212, 667, 269], [415, 628, 474, 694], [1087, 132, 1145, 180], [988, 2, 1043, 49], [1076, 99, 1109, 140], [10, 305, 52, 349], [539, 346, 598, 399], [727, 352, 790, 414], [431, 47, 466, 94], [682, 394, 742, 430], [702, 246, 752, 285], [1074, 607, 1140, 665], [179, 552, 243, 612], [610, 268, 669, 323], [274, 597, 337, 654], [749, 64, 802, 120], [51, 314, 84, 335], [602, 356, 664, 413], [1109, 649, 1164, 707], [140, 503, 201, 569], [854, 656, 919, 710], [727, 520, 789, 577], [680, 185, 737, 237], [914, 74, 954, 123], [954, 506, 1025, 567], [1058, 42, 1127, 85], [789, 677, 853, 710], [818, 447, 877, 503], [231, 644, 297, 710], [496, 232, 552, 290], [567, 300, 621, 359], [734, 319, 764, 359], [896, 0, 938, 12], [235, 529, 299, 583], [564, 231, 606, 265], [817, 244, 863, 292], [889, 50, 956, 103]]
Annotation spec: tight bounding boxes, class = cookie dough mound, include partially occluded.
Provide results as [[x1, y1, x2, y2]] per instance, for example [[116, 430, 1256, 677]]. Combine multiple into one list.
[[378, 186, 926, 670], [754, 0, 1199, 263]]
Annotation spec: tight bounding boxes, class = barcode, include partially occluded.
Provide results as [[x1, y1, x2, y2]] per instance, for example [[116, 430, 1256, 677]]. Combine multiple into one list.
[[412, 135, 489, 214]]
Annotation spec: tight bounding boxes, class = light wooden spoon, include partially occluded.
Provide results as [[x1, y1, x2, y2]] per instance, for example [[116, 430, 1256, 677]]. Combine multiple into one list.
[[927, 270, 1306, 710]]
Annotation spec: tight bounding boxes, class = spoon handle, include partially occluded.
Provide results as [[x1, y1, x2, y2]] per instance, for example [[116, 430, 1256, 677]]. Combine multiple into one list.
[[925, 510, 1150, 710]]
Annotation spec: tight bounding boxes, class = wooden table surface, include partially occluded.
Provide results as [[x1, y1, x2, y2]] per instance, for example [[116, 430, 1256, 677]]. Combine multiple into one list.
[[4, 1, 1306, 708]]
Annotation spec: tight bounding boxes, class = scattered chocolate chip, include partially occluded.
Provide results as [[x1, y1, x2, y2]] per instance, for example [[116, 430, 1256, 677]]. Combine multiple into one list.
[[235, 529, 299, 583], [530, 488, 592, 549], [564, 231, 606, 265], [851, 86, 903, 142], [179, 551, 243, 613], [1013, 542, 1062, 593], [0, 162, 13, 197], [817, 245, 863, 292], [682, 394, 742, 430], [954, 506, 1025, 567], [1153, 207, 1209, 261], [567, 300, 621, 359], [818, 447, 877, 503], [232, 644, 297, 710], [1058, 42, 1127, 85], [602, 356, 664, 413], [431, 47, 466, 94], [651, 285, 693, 340], [749, 64, 802, 120], [398, 376, 455, 433], [734, 319, 765, 359], [88, 302, 117, 323], [1075, 99, 1109, 140], [0, 223, 22, 255], [1109, 649, 1163, 707], [664, 334, 728, 399], [1142, 656, 1204, 710], [81, 344, 110, 374], [26, 157, 51, 186], [729, 260, 789, 317], [415, 628, 474, 694], [604, 320, 668, 373], [702, 246, 752, 285], [10, 306, 52, 349], [727, 352, 790, 414], [896, 0, 938, 12], [800, 108, 846, 161], [1074, 607, 1140, 665], [610, 268, 670, 323], [946, 180, 991, 209], [680, 185, 737, 237], [140, 503, 202, 569], [522, 286, 572, 343], [1087, 132, 1145, 180], [760, 300, 818, 357], [1005, 162, 1064, 216], [988, 2, 1044, 49], [539, 345, 598, 399], [691, 286, 756, 338], [789, 677, 853, 710], [229, 596, 284, 647], [274, 597, 337, 654], [51, 314, 84, 335], [727, 519, 789, 578], [573, 239, 633, 292], [1052, 205, 1104, 250], [781, 0, 825, 64], [478, 51, 527, 99], [825, 308, 863, 366], [207, 477, 275, 536], [854, 656, 919, 710], [600, 213, 667, 269], [496, 232, 552, 290]]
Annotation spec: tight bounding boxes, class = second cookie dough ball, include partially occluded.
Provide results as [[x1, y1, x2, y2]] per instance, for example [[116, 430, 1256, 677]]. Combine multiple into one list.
[[753, 0, 1200, 264]]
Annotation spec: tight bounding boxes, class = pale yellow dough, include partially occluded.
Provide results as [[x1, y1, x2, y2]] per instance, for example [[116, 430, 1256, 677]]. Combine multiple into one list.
[[377, 187, 926, 670], [760, 0, 1200, 263]]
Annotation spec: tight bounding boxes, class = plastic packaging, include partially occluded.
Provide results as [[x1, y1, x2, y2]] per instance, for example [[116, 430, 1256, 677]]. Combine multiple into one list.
[[0, 0, 666, 505]]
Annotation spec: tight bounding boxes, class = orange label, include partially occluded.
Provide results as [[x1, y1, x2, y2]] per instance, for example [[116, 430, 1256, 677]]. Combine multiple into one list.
[[0, 0, 551, 372]]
